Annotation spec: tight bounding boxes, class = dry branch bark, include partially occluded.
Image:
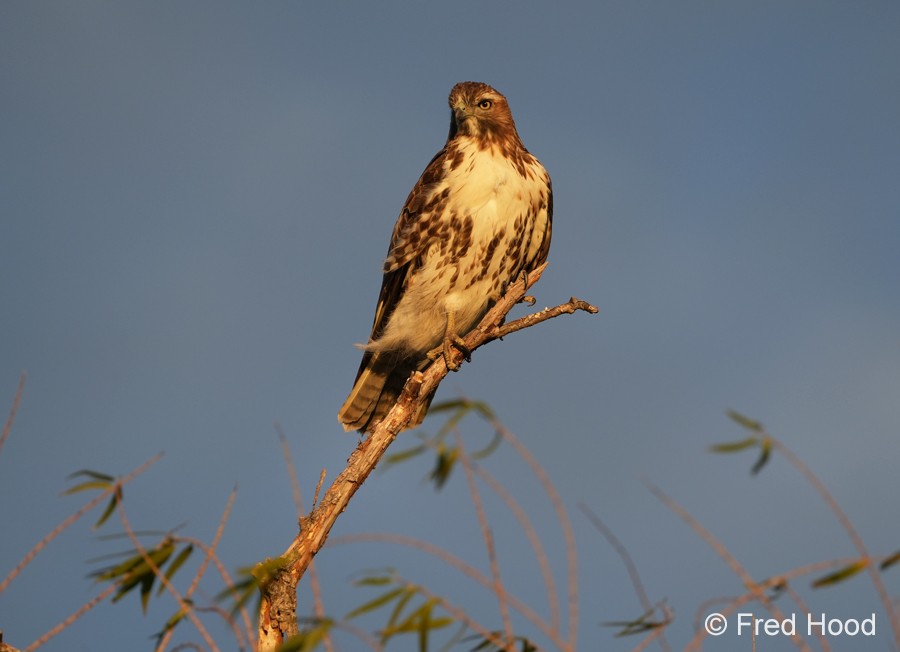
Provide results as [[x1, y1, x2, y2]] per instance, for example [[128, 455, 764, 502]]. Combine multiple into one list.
[[256, 263, 597, 650]]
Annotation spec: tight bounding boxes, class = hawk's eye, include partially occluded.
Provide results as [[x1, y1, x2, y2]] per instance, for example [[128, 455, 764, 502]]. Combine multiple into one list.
[[478, 99, 493, 110]]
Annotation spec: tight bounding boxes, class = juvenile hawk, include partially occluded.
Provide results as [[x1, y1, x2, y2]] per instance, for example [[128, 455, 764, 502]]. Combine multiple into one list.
[[338, 81, 552, 433]]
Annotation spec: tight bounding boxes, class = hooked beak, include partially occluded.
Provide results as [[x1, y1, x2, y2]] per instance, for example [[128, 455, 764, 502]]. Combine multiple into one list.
[[453, 106, 471, 124]]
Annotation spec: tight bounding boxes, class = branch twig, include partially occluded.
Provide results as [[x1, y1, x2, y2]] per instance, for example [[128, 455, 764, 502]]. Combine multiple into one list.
[[256, 264, 596, 650], [0, 372, 27, 457]]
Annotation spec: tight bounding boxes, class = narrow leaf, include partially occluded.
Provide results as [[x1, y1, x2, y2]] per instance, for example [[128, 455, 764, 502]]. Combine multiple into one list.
[[67, 469, 115, 483], [93, 491, 121, 529], [157, 544, 193, 596], [429, 446, 458, 489], [353, 574, 393, 587], [709, 437, 758, 454], [386, 588, 416, 632], [812, 559, 868, 588], [880, 550, 900, 571], [385, 444, 427, 465], [63, 480, 114, 495], [139, 573, 155, 613], [153, 608, 187, 647], [346, 586, 406, 620], [751, 438, 772, 475], [726, 409, 763, 432]]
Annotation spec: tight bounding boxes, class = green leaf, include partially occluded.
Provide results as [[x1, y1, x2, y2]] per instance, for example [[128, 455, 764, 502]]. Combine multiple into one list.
[[467, 635, 538, 652], [215, 574, 258, 614], [385, 588, 415, 632], [751, 437, 772, 475], [153, 607, 188, 647], [812, 559, 868, 588], [157, 544, 193, 596], [726, 409, 764, 432], [101, 539, 175, 611], [346, 587, 406, 620], [603, 605, 669, 638], [67, 469, 116, 483], [277, 621, 335, 652], [275, 635, 307, 652], [471, 430, 502, 460], [431, 399, 494, 438], [353, 574, 394, 587], [709, 437, 759, 454], [251, 556, 289, 587], [388, 598, 450, 636], [418, 599, 430, 652], [880, 550, 900, 571], [64, 480, 114, 494], [384, 443, 427, 465], [429, 398, 493, 418], [139, 573, 155, 613], [93, 490, 122, 529], [429, 445, 459, 489]]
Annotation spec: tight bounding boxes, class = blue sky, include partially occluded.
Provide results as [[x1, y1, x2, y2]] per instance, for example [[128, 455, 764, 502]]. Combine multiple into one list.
[[2, 2, 899, 650]]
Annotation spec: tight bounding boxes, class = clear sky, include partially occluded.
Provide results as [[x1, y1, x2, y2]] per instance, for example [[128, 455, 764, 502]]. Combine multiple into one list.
[[2, 2, 899, 651]]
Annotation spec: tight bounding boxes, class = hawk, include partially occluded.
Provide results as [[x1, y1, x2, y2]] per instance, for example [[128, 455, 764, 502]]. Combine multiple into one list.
[[338, 81, 552, 433]]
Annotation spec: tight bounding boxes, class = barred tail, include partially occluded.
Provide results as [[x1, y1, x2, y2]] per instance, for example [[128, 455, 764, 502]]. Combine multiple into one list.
[[338, 352, 434, 434]]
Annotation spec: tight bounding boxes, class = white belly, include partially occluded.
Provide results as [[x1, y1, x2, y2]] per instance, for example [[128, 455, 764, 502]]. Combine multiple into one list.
[[369, 143, 547, 356]]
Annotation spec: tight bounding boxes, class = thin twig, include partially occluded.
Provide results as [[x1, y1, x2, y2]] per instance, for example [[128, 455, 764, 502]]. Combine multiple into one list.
[[475, 463, 561, 635], [770, 436, 900, 647], [487, 416, 579, 652], [455, 432, 514, 649], [629, 603, 672, 652], [578, 503, 671, 652], [329, 532, 566, 649], [650, 484, 812, 652], [24, 582, 120, 651], [395, 575, 520, 652], [157, 487, 239, 652], [116, 501, 219, 652], [178, 536, 255, 647], [256, 263, 596, 650], [0, 372, 26, 456], [0, 453, 163, 594], [275, 424, 333, 652], [276, 423, 304, 517], [195, 605, 250, 652]]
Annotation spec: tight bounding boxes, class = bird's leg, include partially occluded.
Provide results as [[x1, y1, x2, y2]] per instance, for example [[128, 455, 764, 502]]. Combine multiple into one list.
[[427, 310, 471, 371], [502, 270, 536, 306]]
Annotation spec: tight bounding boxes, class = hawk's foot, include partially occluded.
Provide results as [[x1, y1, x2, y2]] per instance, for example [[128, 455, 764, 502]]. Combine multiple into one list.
[[427, 332, 471, 371], [427, 310, 471, 371]]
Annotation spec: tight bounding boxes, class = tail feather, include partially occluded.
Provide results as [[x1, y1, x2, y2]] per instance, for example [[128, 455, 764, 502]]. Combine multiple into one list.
[[338, 352, 434, 433]]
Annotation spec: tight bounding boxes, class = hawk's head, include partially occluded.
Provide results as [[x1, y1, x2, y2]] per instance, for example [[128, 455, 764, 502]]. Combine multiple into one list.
[[447, 81, 521, 148]]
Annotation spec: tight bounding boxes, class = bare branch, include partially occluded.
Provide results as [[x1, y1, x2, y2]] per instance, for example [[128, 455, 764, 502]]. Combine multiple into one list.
[[769, 436, 900, 647], [23, 584, 120, 652], [579, 503, 671, 652], [456, 432, 514, 648], [0, 372, 26, 456], [0, 453, 163, 595], [116, 501, 219, 652], [256, 264, 595, 650], [649, 484, 812, 652]]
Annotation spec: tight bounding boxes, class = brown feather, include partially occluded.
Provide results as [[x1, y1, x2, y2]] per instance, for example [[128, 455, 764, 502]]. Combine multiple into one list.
[[338, 81, 552, 434]]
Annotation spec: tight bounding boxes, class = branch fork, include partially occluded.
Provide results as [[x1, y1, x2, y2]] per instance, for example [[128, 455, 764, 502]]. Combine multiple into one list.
[[256, 263, 597, 650]]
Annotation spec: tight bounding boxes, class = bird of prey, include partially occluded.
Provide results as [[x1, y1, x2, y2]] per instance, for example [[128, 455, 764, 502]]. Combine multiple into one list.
[[338, 81, 552, 434]]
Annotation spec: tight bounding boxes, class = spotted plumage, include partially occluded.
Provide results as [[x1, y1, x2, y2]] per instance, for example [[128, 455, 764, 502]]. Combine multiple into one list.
[[338, 81, 552, 433]]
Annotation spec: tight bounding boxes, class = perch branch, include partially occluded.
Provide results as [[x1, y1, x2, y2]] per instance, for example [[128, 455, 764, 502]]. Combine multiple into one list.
[[256, 263, 597, 650]]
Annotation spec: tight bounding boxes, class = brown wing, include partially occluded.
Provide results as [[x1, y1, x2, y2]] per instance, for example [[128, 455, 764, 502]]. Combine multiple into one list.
[[339, 147, 451, 432], [531, 177, 553, 270], [351, 145, 450, 382]]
